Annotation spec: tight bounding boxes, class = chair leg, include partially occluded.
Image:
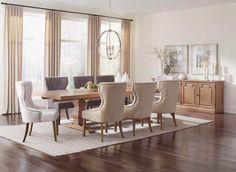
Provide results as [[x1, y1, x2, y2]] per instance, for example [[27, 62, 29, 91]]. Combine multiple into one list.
[[23, 123, 29, 142], [157, 113, 160, 124], [132, 119, 136, 136], [114, 122, 117, 132], [147, 117, 153, 133], [101, 123, 104, 142], [52, 121, 57, 142], [83, 118, 86, 137], [118, 121, 124, 138], [65, 108, 69, 120], [171, 113, 177, 127], [105, 122, 108, 133], [141, 119, 144, 126], [28, 123, 33, 136], [158, 113, 163, 130], [56, 119, 59, 135], [58, 109, 61, 125]]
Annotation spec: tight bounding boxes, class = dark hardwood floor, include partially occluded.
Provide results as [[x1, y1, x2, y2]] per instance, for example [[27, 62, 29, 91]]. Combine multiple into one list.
[[0, 112, 236, 172]]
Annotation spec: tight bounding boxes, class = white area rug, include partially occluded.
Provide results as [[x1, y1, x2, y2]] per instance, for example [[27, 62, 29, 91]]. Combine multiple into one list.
[[0, 114, 211, 156]]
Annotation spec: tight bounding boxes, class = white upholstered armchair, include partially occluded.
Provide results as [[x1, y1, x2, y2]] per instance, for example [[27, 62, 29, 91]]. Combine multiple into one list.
[[123, 82, 157, 136], [16, 81, 59, 142], [152, 80, 179, 129], [82, 82, 127, 142]]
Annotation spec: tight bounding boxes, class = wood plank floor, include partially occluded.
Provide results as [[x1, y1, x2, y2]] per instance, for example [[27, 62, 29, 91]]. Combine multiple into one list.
[[0, 113, 236, 172]]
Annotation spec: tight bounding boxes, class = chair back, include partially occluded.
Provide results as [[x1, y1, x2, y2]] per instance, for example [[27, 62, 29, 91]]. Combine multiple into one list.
[[129, 82, 157, 118], [45, 77, 68, 90], [16, 81, 35, 121], [99, 82, 126, 122], [153, 80, 179, 113], [73, 76, 94, 88], [96, 75, 114, 84]]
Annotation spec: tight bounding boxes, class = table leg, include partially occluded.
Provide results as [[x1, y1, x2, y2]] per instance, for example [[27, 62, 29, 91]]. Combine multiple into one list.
[[67, 99, 95, 134], [78, 99, 86, 126]]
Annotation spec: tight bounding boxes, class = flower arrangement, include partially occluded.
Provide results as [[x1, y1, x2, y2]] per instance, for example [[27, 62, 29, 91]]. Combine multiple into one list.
[[153, 46, 170, 75], [153, 47, 167, 60]]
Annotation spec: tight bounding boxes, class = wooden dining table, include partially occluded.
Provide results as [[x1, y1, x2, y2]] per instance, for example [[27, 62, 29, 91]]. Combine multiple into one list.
[[39, 88, 133, 128]]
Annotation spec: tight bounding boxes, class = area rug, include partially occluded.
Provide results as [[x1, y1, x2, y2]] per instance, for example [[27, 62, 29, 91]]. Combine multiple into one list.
[[0, 114, 211, 156]]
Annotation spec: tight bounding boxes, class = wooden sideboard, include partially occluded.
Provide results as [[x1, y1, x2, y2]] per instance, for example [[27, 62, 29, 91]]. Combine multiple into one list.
[[176, 80, 224, 114]]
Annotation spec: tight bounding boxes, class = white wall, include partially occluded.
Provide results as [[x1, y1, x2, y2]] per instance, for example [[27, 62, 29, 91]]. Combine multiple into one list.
[[132, 3, 236, 113]]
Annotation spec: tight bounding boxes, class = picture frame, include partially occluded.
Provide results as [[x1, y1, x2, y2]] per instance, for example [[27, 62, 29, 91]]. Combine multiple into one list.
[[190, 44, 218, 75], [165, 45, 189, 74]]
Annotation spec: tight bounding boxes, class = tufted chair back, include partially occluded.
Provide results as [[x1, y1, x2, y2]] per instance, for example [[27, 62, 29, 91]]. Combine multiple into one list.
[[16, 81, 41, 123]]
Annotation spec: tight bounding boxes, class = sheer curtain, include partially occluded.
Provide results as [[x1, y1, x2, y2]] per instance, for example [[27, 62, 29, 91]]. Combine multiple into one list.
[[4, 5, 23, 114], [44, 10, 61, 77], [121, 20, 131, 75], [87, 15, 100, 75], [0, 5, 6, 114]]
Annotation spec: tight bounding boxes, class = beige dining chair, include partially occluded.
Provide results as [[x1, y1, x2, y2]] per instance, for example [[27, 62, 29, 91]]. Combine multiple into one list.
[[152, 80, 179, 130], [123, 82, 157, 136], [16, 81, 59, 142], [82, 82, 127, 142]]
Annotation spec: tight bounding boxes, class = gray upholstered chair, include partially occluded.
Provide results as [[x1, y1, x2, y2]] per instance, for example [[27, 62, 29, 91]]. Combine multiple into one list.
[[73, 76, 94, 88], [73, 75, 101, 109], [152, 80, 179, 130], [96, 75, 114, 84], [82, 82, 127, 142], [45, 77, 74, 122], [16, 81, 59, 142], [123, 82, 157, 136]]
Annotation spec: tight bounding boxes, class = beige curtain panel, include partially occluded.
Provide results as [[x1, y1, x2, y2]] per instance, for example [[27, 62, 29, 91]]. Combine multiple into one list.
[[87, 15, 101, 76], [44, 10, 61, 77], [4, 5, 23, 114], [121, 20, 131, 75]]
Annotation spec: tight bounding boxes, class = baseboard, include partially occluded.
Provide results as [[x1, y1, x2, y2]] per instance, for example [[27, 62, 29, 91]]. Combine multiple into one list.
[[224, 106, 236, 114]]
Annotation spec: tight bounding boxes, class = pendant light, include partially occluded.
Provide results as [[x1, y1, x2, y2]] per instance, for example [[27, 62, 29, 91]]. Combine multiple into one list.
[[97, 0, 121, 60]]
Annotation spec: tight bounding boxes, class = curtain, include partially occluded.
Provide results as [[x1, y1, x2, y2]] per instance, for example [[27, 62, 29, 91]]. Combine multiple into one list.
[[0, 5, 6, 114], [4, 5, 23, 114], [87, 15, 100, 76], [44, 10, 61, 77], [121, 20, 131, 75]]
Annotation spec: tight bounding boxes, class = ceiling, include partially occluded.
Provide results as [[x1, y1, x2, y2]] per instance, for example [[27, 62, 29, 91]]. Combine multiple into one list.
[[5, 0, 236, 16]]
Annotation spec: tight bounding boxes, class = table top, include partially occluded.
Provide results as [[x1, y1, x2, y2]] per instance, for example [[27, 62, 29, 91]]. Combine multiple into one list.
[[38, 88, 133, 101]]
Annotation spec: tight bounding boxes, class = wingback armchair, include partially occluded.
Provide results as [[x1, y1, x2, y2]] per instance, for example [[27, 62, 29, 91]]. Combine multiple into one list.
[[152, 80, 179, 129], [123, 82, 157, 136], [82, 82, 127, 142], [16, 81, 59, 142]]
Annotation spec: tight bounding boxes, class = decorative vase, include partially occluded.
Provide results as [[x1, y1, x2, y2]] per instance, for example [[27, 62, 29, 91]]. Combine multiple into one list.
[[163, 64, 170, 75], [115, 72, 122, 82], [178, 74, 187, 80]]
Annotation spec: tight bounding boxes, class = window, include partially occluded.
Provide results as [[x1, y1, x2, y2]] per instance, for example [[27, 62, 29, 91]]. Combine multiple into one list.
[[23, 11, 45, 91], [60, 16, 88, 88], [99, 19, 122, 75]]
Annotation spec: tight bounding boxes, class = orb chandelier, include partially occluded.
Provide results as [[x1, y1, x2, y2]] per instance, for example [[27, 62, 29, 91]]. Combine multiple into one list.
[[97, 0, 121, 60]]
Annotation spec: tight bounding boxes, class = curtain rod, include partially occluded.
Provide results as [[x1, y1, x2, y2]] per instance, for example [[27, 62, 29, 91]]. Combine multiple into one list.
[[1, 2, 133, 22]]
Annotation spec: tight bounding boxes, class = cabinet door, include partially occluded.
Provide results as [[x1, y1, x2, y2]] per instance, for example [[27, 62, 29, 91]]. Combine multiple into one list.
[[197, 83, 215, 109], [182, 82, 196, 106], [177, 82, 182, 105]]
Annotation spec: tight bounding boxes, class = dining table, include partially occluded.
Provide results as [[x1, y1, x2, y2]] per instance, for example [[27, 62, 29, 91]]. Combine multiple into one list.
[[39, 87, 133, 132]]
